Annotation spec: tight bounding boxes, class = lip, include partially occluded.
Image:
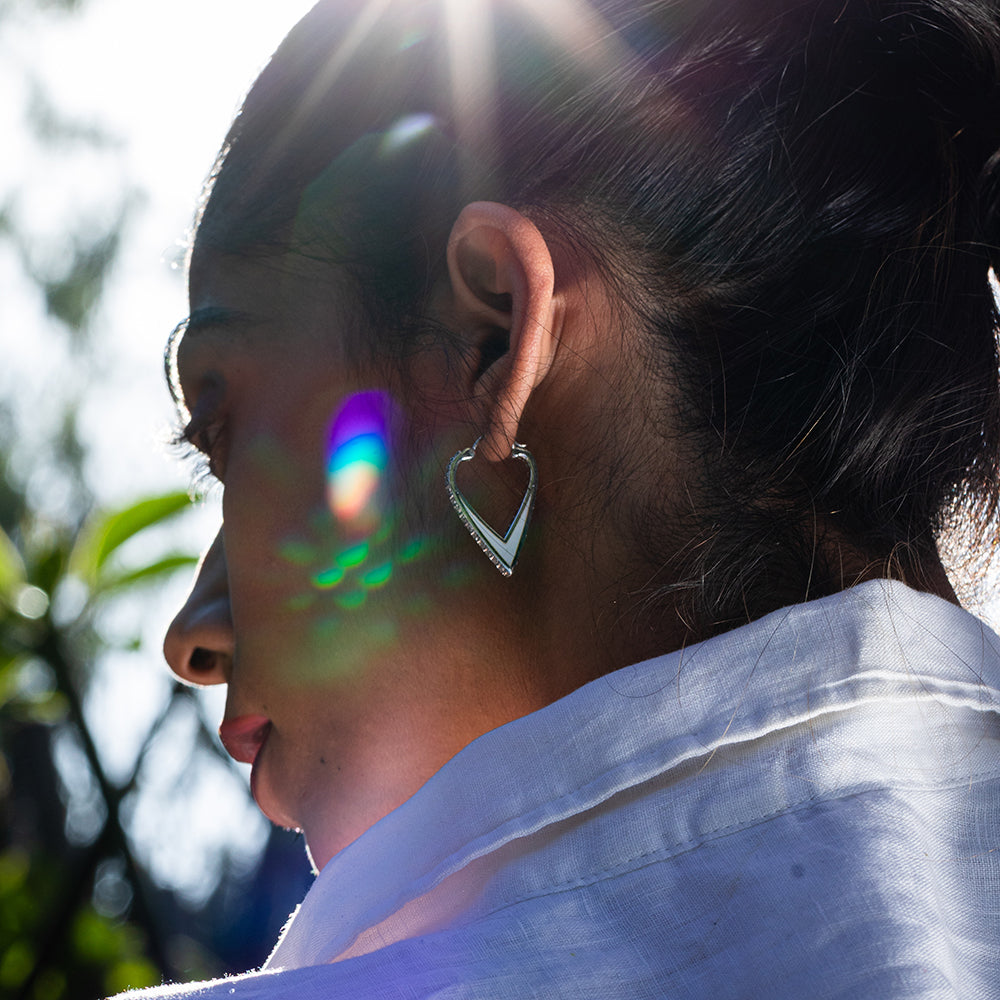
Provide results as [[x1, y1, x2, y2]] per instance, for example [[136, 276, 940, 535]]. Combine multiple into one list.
[[219, 714, 272, 765]]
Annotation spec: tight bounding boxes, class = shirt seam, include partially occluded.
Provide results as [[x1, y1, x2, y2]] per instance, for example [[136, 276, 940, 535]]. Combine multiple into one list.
[[471, 767, 1000, 919]]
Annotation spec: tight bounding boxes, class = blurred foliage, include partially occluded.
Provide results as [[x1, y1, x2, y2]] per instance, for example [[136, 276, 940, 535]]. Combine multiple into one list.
[[0, 483, 199, 998], [1, 1, 196, 996], [1, 3, 316, 997], [0, 851, 159, 998], [41, 224, 124, 333]]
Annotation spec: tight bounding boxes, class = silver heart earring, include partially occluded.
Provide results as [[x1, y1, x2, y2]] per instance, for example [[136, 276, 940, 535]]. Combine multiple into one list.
[[446, 438, 537, 576]]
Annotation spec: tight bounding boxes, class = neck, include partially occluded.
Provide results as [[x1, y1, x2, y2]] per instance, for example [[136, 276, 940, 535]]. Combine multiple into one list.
[[507, 517, 963, 697], [840, 543, 959, 607]]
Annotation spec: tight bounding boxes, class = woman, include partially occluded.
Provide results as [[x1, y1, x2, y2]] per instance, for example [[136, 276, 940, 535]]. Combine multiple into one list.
[[131, 0, 1000, 995]]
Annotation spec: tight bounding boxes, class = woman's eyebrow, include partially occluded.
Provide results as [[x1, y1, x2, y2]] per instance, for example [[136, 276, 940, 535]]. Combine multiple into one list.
[[162, 307, 252, 411]]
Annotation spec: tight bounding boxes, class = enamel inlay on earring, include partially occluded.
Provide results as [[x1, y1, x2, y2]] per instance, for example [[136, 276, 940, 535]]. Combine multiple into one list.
[[446, 439, 537, 576]]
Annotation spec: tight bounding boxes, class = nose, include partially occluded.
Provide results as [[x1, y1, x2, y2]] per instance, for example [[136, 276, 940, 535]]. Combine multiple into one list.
[[164, 529, 234, 685]]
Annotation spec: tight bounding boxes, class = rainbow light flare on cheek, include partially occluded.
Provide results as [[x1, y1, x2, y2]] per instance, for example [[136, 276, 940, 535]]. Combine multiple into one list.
[[326, 391, 393, 532], [279, 389, 446, 618]]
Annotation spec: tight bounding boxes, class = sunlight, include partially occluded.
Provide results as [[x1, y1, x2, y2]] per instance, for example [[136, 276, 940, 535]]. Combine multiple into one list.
[[326, 391, 392, 531], [443, 0, 498, 201], [262, 0, 393, 184], [512, 0, 626, 71], [439, 0, 629, 197]]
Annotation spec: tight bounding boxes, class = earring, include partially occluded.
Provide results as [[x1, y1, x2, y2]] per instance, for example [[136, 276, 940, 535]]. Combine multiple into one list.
[[446, 438, 537, 576]]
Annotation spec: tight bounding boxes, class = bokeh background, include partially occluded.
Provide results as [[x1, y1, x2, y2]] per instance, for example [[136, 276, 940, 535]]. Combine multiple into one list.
[[1, 1, 318, 996]]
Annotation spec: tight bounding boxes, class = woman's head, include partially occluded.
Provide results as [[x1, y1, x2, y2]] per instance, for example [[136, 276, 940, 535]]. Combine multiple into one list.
[[166, 0, 1000, 864], [169, 215, 586, 870], [194, 0, 1000, 625]]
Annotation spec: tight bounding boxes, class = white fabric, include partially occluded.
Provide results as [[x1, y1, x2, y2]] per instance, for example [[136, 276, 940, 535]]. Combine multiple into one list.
[[119, 581, 1000, 998]]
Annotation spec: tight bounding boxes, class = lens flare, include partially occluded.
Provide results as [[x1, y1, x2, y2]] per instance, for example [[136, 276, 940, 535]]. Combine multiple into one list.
[[326, 391, 392, 531], [362, 562, 393, 589], [314, 566, 345, 590], [378, 113, 438, 156]]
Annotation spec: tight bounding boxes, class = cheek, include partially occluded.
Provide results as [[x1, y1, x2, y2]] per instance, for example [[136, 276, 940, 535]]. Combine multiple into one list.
[[220, 391, 412, 671], [222, 377, 475, 697], [223, 409, 329, 617]]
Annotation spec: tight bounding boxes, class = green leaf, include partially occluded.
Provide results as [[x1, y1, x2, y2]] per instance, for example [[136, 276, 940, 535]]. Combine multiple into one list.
[[93, 553, 198, 597], [71, 908, 119, 965], [0, 939, 33, 990], [0, 849, 30, 898], [70, 492, 193, 582], [104, 959, 159, 995], [0, 526, 26, 600]]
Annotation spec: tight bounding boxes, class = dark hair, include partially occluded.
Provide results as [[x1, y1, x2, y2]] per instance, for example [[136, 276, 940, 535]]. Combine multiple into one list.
[[196, 0, 1000, 632]]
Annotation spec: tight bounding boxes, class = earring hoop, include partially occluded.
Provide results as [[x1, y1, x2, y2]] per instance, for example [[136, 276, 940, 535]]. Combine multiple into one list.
[[446, 438, 537, 576]]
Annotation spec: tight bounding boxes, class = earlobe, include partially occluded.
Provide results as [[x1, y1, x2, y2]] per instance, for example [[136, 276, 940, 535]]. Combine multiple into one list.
[[446, 202, 563, 462]]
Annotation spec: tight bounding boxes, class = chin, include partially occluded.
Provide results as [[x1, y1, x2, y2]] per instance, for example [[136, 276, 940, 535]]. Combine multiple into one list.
[[250, 768, 301, 832]]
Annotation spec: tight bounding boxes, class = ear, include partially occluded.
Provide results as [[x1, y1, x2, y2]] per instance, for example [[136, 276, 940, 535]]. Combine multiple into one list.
[[446, 201, 563, 462]]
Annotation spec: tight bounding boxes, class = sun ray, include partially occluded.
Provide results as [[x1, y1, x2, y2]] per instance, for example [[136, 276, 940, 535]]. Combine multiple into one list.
[[257, 0, 394, 188], [511, 0, 628, 72], [443, 0, 499, 202]]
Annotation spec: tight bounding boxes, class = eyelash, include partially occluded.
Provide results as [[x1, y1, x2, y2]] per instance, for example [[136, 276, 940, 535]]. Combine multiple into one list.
[[169, 416, 227, 491]]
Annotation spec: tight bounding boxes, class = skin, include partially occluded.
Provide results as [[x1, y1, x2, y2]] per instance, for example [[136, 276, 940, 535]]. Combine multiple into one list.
[[164, 202, 959, 872], [164, 204, 683, 871]]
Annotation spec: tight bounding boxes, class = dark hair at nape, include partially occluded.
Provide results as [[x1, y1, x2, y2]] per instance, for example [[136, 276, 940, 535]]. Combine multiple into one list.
[[196, 0, 1000, 633]]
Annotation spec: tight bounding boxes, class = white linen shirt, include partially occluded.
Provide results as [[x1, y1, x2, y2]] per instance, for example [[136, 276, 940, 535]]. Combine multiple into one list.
[[120, 580, 1000, 998]]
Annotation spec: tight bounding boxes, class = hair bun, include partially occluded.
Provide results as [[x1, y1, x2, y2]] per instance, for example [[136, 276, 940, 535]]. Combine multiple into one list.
[[885, 1, 1000, 266]]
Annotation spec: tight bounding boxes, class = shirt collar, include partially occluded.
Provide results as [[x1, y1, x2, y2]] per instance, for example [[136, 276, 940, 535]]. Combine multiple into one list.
[[267, 579, 1000, 969]]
